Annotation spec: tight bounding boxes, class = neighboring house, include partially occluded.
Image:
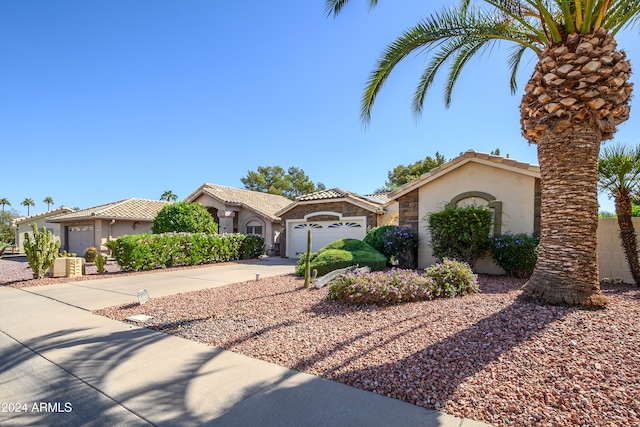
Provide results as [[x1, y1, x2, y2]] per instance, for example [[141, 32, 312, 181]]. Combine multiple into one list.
[[13, 207, 77, 253], [46, 198, 169, 255], [276, 188, 398, 258], [184, 183, 292, 256], [388, 150, 541, 273]]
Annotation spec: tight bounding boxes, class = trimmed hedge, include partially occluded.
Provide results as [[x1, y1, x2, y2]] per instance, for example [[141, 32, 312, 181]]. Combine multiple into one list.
[[296, 238, 386, 277], [114, 232, 265, 272]]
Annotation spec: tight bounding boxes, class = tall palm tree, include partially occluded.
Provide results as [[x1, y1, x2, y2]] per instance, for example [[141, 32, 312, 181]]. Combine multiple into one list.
[[0, 198, 10, 213], [599, 143, 640, 286], [43, 196, 54, 211], [160, 190, 178, 202], [21, 198, 35, 216], [327, 0, 638, 307]]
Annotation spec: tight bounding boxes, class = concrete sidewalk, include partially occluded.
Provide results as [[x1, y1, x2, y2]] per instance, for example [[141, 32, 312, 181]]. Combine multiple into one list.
[[0, 259, 492, 426]]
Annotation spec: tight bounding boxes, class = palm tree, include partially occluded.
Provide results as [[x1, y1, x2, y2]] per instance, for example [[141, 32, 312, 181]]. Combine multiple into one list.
[[599, 143, 640, 286], [21, 198, 35, 216], [0, 198, 10, 213], [160, 190, 178, 202], [327, 0, 637, 307], [43, 196, 54, 211]]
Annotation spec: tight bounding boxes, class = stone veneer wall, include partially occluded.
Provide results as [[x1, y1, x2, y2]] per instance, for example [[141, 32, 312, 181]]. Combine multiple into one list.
[[397, 189, 419, 231], [279, 201, 378, 257]]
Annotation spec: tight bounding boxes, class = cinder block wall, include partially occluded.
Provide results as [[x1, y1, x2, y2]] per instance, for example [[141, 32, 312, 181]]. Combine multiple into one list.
[[597, 217, 640, 284]]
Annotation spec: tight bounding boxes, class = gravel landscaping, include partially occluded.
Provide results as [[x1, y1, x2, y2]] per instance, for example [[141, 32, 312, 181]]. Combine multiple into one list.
[[88, 272, 640, 427]]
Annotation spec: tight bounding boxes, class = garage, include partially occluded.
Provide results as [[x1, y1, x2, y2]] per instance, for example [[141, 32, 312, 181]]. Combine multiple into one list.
[[288, 218, 366, 256], [67, 225, 94, 256]]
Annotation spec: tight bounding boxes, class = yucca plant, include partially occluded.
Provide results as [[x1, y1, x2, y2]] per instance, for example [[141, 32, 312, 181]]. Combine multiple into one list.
[[326, 0, 639, 307]]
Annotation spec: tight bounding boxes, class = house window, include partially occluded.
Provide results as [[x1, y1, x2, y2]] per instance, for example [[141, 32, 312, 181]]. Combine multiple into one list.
[[246, 220, 263, 236]]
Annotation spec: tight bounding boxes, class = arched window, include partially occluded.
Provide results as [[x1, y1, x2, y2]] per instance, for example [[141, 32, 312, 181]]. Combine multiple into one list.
[[447, 191, 502, 236], [246, 220, 264, 236]]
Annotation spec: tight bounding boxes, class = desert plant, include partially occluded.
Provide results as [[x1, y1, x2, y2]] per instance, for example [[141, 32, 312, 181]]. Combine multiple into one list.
[[105, 239, 118, 256], [152, 202, 218, 234], [84, 247, 98, 263], [426, 205, 493, 269], [364, 225, 418, 268], [424, 259, 479, 298], [95, 253, 107, 274], [304, 229, 312, 288], [489, 233, 540, 278], [23, 224, 60, 279], [58, 250, 77, 258]]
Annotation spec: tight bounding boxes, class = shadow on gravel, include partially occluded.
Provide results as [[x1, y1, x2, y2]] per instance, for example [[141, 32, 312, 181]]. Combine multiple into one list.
[[306, 297, 574, 410]]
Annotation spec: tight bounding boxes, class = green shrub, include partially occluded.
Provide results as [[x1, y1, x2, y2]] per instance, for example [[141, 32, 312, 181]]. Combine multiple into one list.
[[152, 202, 218, 234], [424, 259, 479, 297], [113, 232, 265, 271], [23, 224, 60, 279], [105, 239, 118, 255], [364, 225, 418, 268], [328, 269, 435, 304], [57, 250, 77, 258], [295, 238, 386, 276], [328, 260, 479, 305], [84, 247, 98, 262], [425, 205, 493, 268], [95, 253, 107, 274], [488, 233, 539, 278]]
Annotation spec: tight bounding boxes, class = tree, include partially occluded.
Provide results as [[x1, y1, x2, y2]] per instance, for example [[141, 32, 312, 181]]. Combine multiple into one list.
[[160, 190, 178, 202], [241, 166, 322, 199], [43, 196, 54, 211], [0, 208, 19, 244], [152, 202, 218, 234], [599, 143, 640, 286], [0, 198, 10, 214], [327, 0, 637, 307], [21, 198, 35, 216], [377, 152, 447, 192]]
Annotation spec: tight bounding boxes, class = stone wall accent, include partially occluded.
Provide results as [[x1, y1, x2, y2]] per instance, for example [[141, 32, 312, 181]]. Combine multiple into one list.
[[397, 189, 419, 231]]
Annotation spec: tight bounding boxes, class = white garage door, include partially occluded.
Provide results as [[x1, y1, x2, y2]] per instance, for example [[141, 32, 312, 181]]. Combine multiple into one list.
[[68, 225, 94, 255], [289, 220, 366, 256]]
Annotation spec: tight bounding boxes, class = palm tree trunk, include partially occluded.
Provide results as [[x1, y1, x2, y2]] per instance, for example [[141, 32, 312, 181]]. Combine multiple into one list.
[[522, 128, 607, 307], [614, 192, 640, 286]]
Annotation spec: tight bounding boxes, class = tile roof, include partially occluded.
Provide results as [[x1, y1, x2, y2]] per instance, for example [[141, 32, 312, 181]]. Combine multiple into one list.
[[186, 184, 293, 221], [13, 206, 77, 226], [388, 149, 540, 200], [276, 188, 387, 216], [47, 198, 169, 222]]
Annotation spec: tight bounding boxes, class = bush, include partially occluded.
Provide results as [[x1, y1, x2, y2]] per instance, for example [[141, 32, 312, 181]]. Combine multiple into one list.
[[295, 238, 386, 276], [113, 232, 265, 271], [488, 233, 539, 278], [425, 205, 493, 268], [363, 226, 419, 268], [105, 239, 117, 255], [327, 259, 479, 305], [328, 269, 435, 304], [424, 259, 479, 297], [152, 202, 218, 234], [84, 247, 98, 262]]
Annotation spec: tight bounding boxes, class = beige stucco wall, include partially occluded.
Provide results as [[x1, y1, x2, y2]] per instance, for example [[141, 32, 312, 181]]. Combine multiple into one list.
[[96, 219, 153, 252], [417, 161, 537, 272], [15, 219, 63, 253], [597, 217, 640, 284]]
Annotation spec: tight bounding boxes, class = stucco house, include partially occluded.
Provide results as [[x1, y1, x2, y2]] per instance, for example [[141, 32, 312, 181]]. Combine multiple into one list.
[[388, 150, 541, 273], [276, 188, 398, 258], [46, 198, 169, 255], [184, 183, 292, 256], [13, 207, 77, 253]]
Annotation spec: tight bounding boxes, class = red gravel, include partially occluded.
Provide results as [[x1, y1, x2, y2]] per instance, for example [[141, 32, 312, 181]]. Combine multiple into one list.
[[93, 273, 640, 427]]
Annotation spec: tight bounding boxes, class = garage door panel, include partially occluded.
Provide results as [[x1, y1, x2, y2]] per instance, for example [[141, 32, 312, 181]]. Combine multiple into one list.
[[290, 220, 365, 256], [68, 225, 94, 255]]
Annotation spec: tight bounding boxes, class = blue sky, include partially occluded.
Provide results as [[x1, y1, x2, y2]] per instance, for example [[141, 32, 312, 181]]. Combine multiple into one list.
[[2, 1, 638, 217]]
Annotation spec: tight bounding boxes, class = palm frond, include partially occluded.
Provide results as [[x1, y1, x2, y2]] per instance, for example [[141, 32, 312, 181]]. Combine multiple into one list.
[[507, 43, 529, 95]]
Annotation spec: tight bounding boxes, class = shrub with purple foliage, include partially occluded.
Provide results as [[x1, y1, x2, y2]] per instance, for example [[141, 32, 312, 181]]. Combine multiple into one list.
[[363, 226, 418, 268], [328, 259, 478, 305]]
